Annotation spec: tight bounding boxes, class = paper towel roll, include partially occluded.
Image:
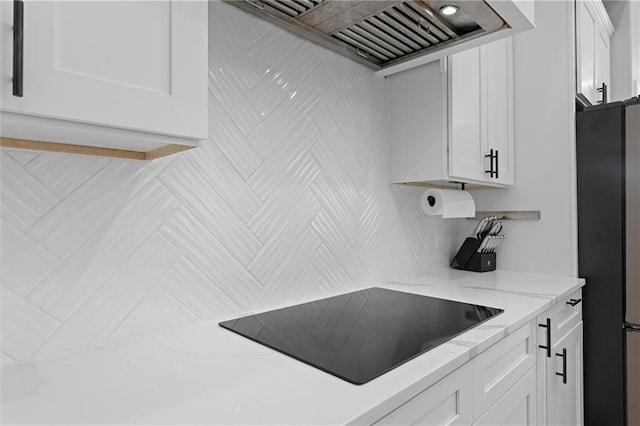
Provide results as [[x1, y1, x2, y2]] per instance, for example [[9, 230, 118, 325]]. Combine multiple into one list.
[[421, 189, 476, 218]]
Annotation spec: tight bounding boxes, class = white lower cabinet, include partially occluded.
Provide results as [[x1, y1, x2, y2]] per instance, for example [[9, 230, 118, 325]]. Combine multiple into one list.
[[374, 363, 473, 426], [374, 322, 534, 426], [473, 367, 537, 426], [471, 322, 536, 418], [373, 304, 583, 426], [536, 290, 584, 426], [546, 323, 584, 426]]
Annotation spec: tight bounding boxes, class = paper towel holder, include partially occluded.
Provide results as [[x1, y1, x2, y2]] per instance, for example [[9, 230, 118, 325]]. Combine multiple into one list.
[[469, 211, 541, 221]]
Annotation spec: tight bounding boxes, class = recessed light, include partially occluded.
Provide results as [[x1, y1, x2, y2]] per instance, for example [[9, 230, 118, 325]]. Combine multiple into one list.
[[440, 4, 459, 15]]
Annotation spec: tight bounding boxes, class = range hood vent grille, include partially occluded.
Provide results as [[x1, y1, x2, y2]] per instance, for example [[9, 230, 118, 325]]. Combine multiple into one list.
[[228, 0, 506, 70], [332, 3, 468, 63], [254, 0, 325, 18]]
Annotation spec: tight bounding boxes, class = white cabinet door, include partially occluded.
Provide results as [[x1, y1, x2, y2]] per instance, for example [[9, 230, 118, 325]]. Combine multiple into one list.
[[0, 1, 207, 140], [482, 38, 514, 186], [547, 322, 584, 426], [471, 322, 535, 419], [374, 362, 473, 426], [576, 0, 613, 106], [473, 367, 537, 426], [576, 0, 597, 105], [536, 296, 584, 426], [448, 38, 514, 186], [594, 23, 610, 103], [448, 47, 484, 183]]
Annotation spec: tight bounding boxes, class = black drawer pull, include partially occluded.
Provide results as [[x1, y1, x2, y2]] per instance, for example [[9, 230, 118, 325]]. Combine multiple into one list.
[[566, 298, 582, 306], [556, 348, 567, 384], [12, 0, 24, 97], [538, 318, 551, 358]]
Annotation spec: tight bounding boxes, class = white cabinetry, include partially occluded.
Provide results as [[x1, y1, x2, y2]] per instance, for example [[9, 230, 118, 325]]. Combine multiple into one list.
[[371, 293, 585, 426], [536, 289, 584, 425], [374, 321, 534, 426], [374, 362, 473, 426], [0, 0, 207, 160], [388, 37, 514, 187], [576, 0, 614, 106], [449, 38, 514, 186], [473, 367, 537, 426], [547, 323, 584, 426], [471, 322, 535, 419]]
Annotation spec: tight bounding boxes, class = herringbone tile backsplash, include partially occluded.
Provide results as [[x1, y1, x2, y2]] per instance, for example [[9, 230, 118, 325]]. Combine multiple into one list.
[[0, 1, 461, 363]]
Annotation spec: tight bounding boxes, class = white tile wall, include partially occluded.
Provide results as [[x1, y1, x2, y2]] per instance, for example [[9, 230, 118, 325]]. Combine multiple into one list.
[[0, 1, 461, 363]]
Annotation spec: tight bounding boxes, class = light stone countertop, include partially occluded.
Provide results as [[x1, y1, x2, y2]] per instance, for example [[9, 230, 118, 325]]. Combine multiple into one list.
[[0, 269, 584, 425]]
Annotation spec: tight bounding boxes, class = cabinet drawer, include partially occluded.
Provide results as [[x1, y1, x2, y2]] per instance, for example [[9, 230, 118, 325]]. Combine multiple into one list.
[[539, 289, 583, 346], [471, 321, 536, 419], [374, 362, 472, 426]]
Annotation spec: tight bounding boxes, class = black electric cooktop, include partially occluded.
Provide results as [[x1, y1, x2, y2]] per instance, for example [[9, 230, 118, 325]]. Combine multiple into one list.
[[219, 287, 503, 384]]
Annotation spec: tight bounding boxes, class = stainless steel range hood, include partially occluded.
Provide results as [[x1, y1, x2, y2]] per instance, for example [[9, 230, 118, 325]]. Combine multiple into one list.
[[224, 0, 535, 75]]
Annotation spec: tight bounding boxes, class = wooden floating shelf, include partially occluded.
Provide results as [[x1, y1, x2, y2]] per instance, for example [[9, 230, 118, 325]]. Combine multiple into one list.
[[0, 137, 195, 161], [394, 182, 494, 190]]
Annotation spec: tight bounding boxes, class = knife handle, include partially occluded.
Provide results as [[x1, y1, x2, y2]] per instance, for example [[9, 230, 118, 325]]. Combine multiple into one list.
[[471, 218, 485, 239], [476, 237, 488, 253]]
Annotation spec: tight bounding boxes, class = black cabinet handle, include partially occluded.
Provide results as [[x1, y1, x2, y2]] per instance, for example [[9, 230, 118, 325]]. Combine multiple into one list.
[[556, 348, 567, 384], [538, 318, 551, 358], [597, 82, 607, 104], [485, 149, 498, 178], [494, 149, 499, 179], [566, 298, 582, 306], [12, 0, 24, 97], [485, 149, 494, 176]]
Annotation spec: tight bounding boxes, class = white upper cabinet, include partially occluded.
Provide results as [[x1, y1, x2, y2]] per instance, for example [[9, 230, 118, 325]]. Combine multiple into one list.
[[0, 0, 207, 159], [482, 39, 514, 185], [448, 47, 484, 182], [576, 0, 614, 106], [388, 37, 514, 187]]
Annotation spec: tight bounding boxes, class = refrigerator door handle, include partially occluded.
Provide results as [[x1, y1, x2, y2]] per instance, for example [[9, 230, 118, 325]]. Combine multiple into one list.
[[624, 322, 640, 332]]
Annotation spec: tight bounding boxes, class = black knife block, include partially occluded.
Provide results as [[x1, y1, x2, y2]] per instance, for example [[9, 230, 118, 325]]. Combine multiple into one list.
[[450, 237, 497, 272], [464, 252, 496, 272]]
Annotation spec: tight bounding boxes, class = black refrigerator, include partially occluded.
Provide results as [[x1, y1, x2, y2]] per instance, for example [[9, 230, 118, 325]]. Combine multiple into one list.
[[576, 97, 640, 426]]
